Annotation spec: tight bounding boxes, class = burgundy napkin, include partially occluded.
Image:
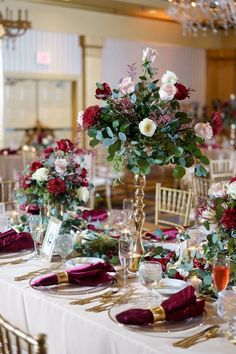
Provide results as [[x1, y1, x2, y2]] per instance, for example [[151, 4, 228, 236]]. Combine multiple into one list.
[[82, 209, 108, 222], [20, 204, 40, 215], [144, 228, 178, 241], [116, 300, 205, 325], [31, 262, 115, 287], [115, 285, 204, 325], [0, 229, 34, 252]]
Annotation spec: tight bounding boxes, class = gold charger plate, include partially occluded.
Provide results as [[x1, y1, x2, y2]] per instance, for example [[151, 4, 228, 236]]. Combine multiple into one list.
[[108, 302, 206, 337]]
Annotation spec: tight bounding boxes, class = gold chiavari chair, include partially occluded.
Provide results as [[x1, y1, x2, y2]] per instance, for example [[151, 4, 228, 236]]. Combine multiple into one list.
[[209, 158, 235, 182], [0, 315, 47, 354], [192, 177, 211, 204], [0, 180, 17, 209], [155, 183, 193, 227]]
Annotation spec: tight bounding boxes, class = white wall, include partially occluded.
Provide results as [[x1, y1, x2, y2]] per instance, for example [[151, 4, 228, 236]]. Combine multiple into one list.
[[3, 30, 82, 76], [102, 39, 206, 106]]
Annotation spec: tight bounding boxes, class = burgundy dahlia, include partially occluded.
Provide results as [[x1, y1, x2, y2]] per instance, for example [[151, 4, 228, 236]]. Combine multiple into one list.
[[30, 161, 43, 172], [47, 178, 66, 196], [23, 175, 32, 189], [230, 177, 236, 183], [83, 105, 100, 129], [174, 83, 190, 100], [43, 146, 54, 158], [95, 83, 112, 100], [211, 111, 223, 135], [57, 139, 74, 152], [221, 208, 236, 231]]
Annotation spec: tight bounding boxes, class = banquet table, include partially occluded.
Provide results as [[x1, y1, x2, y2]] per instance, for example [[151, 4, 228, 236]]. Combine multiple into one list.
[[0, 257, 235, 354]]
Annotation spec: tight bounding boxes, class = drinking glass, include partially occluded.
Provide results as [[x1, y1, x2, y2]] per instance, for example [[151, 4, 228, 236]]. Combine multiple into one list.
[[217, 290, 236, 341], [139, 261, 162, 298], [54, 233, 74, 267], [212, 255, 230, 293], [122, 198, 134, 222], [28, 215, 42, 259], [118, 230, 134, 288], [0, 202, 6, 232]]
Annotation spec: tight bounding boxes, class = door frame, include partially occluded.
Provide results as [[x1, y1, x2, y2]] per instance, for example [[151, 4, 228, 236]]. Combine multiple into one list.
[[4, 72, 82, 144]]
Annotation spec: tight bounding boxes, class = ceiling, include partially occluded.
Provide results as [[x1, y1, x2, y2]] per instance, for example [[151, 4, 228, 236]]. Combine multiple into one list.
[[23, 0, 173, 22]]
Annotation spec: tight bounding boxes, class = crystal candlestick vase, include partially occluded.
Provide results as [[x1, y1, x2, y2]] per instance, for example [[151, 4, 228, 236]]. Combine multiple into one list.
[[129, 174, 145, 272]]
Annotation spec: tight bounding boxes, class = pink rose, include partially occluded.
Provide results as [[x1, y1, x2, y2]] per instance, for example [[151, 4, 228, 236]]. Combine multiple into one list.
[[119, 77, 135, 95], [159, 83, 177, 101], [54, 159, 68, 174], [194, 122, 213, 140], [142, 47, 157, 63]]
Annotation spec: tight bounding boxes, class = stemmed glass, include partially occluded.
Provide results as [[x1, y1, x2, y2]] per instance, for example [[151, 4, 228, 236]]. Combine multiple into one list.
[[118, 230, 134, 288], [54, 233, 74, 268], [217, 290, 236, 342], [0, 203, 6, 232], [122, 198, 134, 222], [28, 215, 42, 259], [139, 261, 163, 302], [212, 255, 230, 293]]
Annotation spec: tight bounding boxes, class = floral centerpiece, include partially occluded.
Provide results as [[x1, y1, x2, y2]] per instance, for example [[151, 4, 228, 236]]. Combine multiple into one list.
[[78, 47, 221, 269], [20, 139, 90, 218], [157, 178, 236, 295]]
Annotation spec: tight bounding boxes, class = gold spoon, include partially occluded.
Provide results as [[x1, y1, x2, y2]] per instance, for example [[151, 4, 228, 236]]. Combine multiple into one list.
[[173, 325, 220, 348]]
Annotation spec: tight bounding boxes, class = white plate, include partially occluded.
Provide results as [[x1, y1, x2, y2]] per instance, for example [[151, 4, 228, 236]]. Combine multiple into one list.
[[109, 301, 206, 336], [156, 278, 187, 296], [65, 257, 105, 268]]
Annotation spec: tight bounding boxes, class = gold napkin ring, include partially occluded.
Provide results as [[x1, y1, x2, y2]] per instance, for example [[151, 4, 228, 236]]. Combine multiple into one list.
[[57, 271, 69, 284], [149, 306, 166, 322]]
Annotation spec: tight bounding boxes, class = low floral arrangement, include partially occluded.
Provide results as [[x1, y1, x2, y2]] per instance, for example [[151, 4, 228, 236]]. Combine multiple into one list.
[[213, 96, 236, 129], [78, 47, 222, 179], [20, 139, 90, 215], [151, 178, 236, 295]]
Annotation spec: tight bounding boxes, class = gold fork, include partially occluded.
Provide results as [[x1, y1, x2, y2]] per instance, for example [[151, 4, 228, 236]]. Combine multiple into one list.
[[173, 325, 220, 348], [69, 289, 119, 305]]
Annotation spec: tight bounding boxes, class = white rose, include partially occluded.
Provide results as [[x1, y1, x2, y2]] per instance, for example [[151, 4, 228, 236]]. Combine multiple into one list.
[[119, 77, 135, 95], [139, 118, 156, 137], [161, 70, 178, 84], [77, 187, 90, 203], [200, 206, 216, 223], [77, 110, 84, 127], [142, 47, 157, 63], [208, 182, 227, 198], [194, 122, 213, 140], [227, 181, 236, 199], [159, 83, 177, 101], [31, 167, 48, 182], [54, 158, 68, 175]]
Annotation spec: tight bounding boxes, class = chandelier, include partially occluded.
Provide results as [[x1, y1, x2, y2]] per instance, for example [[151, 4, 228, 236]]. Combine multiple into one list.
[[0, 2, 31, 39], [167, 0, 236, 36]]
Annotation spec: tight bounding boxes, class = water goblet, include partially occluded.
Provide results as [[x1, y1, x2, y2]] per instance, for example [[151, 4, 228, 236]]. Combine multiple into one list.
[[212, 255, 230, 293], [54, 233, 74, 267], [118, 230, 134, 288], [139, 261, 162, 302], [28, 214, 42, 259], [217, 290, 236, 341]]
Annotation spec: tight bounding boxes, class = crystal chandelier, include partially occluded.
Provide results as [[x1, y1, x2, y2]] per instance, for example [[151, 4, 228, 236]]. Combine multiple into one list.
[[167, 0, 236, 36], [0, 1, 31, 39]]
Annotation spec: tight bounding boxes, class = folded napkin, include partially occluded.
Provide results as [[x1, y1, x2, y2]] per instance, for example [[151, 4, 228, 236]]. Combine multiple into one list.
[[116, 285, 205, 325], [144, 228, 178, 241], [20, 204, 40, 215], [82, 210, 108, 222], [0, 229, 34, 252], [31, 261, 115, 287]]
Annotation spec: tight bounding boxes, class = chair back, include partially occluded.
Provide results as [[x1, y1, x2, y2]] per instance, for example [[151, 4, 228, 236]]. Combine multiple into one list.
[[0, 315, 47, 354], [0, 180, 17, 208], [209, 159, 235, 182], [155, 183, 192, 227], [192, 177, 211, 204]]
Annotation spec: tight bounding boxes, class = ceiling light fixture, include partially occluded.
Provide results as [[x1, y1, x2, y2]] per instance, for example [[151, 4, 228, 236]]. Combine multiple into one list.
[[167, 0, 236, 36]]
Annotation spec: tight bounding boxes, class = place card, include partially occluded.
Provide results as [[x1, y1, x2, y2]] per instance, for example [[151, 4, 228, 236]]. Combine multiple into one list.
[[41, 217, 62, 262]]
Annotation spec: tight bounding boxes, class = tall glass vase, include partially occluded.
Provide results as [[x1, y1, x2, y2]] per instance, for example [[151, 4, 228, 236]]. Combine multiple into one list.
[[129, 174, 145, 272]]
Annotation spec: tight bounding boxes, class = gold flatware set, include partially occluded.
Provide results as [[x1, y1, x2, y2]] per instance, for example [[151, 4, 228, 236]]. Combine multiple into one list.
[[70, 287, 136, 313], [173, 325, 220, 348], [14, 262, 61, 281]]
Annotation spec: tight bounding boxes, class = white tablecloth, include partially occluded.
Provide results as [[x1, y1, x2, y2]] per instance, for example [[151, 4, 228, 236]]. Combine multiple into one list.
[[0, 258, 235, 354]]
